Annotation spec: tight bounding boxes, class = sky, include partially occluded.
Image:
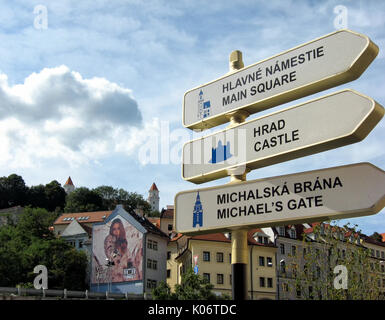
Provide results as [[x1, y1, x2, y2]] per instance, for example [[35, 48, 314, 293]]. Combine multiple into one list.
[[0, 0, 384, 236]]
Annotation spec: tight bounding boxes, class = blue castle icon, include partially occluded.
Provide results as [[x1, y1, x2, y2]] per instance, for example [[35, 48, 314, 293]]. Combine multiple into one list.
[[193, 192, 203, 228], [198, 90, 211, 119], [209, 140, 232, 164]]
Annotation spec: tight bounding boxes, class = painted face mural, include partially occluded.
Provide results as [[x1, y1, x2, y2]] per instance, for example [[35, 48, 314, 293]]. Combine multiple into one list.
[[92, 216, 143, 284]]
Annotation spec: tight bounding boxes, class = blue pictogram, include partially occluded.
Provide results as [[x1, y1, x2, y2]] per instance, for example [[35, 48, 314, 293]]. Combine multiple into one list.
[[209, 140, 232, 164], [198, 90, 211, 119], [193, 192, 203, 228]]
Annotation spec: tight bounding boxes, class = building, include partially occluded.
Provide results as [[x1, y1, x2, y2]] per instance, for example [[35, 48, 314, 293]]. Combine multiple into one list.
[[263, 224, 308, 300], [169, 229, 277, 300], [159, 205, 174, 236], [148, 183, 160, 212], [63, 176, 75, 194], [0, 206, 24, 226], [90, 205, 169, 295]]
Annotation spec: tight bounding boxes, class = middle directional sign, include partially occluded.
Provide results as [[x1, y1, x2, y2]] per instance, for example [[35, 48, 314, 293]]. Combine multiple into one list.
[[182, 89, 384, 184]]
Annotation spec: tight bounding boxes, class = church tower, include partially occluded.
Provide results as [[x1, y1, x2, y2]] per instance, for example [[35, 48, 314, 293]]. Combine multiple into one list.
[[148, 183, 159, 212], [64, 176, 75, 194], [193, 192, 203, 228]]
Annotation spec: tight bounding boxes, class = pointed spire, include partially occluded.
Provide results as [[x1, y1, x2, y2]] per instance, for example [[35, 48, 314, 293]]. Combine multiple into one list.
[[65, 176, 74, 186], [149, 182, 158, 191]]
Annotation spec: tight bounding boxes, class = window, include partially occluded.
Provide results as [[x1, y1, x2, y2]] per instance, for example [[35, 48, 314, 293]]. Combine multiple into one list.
[[203, 251, 210, 262], [259, 277, 265, 287], [153, 241, 158, 251], [282, 283, 288, 292], [280, 244, 285, 255], [381, 264, 385, 273], [264, 237, 269, 245], [168, 224, 173, 231], [258, 236, 263, 243], [229, 274, 232, 285], [267, 278, 273, 288], [217, 274, 224, 284], [167, 269, 171, 278], [79, 241, 83, 248], [382, 251, 384, 259], [203, 273, 210, 283], [267, 257, 273, 267], [291, 246, 296, 256], [147, 279, 157, 289], [371, 249, 375, 257], [376, 250, 380, 258], [280, 260, 286, 273], [289, 229, 296, 239], [216, 252, 224, 263], [259, 256, 265, 267], [278, 226, 285, 236], [147, 240, 153, 249], [229, 253, 232, 263], [167, 251, 171, 260], [147, 259, 157, 270]]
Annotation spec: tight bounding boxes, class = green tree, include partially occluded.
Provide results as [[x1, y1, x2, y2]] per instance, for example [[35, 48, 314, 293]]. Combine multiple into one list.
[[151, 281, 176, 300], [93, 185, 118, 210], [44, 180, 66, 212], [0, 174, 28, 208], [0, 207, 88, 290], [152, 268, 218, 300], [64, 187, 103, 212]]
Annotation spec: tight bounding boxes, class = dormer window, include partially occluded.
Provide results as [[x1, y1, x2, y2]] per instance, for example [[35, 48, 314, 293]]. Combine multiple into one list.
[[278, 226, 285, 236], [289, 228, 296, 239]]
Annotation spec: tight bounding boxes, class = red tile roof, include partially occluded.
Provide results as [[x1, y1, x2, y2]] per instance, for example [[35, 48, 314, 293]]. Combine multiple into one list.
[[147, 217, 160, 228], [64, 176, 74, 186], [189, 229, 275, 247], [161, 207, 174, 219], [53, 210, 113, 225], [381, 233, 385, 242], [149, 182, 158, 191]]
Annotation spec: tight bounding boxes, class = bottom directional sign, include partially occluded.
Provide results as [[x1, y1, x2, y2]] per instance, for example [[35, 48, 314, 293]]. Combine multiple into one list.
[[174, 163, 385, 235]]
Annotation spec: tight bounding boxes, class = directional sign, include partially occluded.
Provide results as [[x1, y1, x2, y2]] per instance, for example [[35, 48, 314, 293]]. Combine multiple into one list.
[[183, 29, 378, 130], [175, 163, 385, 235], [182, 89, 384, 184]]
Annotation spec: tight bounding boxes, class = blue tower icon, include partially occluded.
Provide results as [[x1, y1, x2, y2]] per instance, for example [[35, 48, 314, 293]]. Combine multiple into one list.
[[193, 192, 203, 228]]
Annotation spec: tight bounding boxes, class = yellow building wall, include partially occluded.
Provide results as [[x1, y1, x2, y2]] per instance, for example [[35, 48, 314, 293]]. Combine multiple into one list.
[[187, 240, 277, 300]]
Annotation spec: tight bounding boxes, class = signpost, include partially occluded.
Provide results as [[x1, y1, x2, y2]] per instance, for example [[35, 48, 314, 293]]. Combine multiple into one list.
[[175, 162, 385, 235], [182, 89, 384, 184], [176, 29, 383, 300], [183, 29, 378, 130]]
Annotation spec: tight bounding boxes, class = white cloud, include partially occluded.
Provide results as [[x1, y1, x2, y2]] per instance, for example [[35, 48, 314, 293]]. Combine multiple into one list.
[[0, 65, 145, 168]]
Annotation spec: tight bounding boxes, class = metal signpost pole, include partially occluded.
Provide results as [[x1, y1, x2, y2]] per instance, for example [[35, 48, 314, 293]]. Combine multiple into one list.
[[227, 50, 249, 300]]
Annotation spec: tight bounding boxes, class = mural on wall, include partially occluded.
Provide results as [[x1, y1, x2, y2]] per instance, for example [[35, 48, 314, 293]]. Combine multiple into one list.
[[92, 216, 143, 284]]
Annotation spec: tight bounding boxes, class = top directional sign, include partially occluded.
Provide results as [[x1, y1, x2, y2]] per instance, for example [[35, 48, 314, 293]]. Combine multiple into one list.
[[183, 29, 379, 130]]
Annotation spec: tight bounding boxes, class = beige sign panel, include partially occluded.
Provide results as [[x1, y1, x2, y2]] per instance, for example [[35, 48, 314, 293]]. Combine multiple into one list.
[[182, 89, 384, 184], [175, 163, 385, 235], [183, 29, 378, 130]]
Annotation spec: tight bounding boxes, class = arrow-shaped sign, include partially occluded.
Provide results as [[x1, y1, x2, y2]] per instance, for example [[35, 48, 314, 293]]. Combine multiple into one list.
[[175, 162, 385, 235], [183, 29, 379, 130], [182, 89, 384, 184]]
